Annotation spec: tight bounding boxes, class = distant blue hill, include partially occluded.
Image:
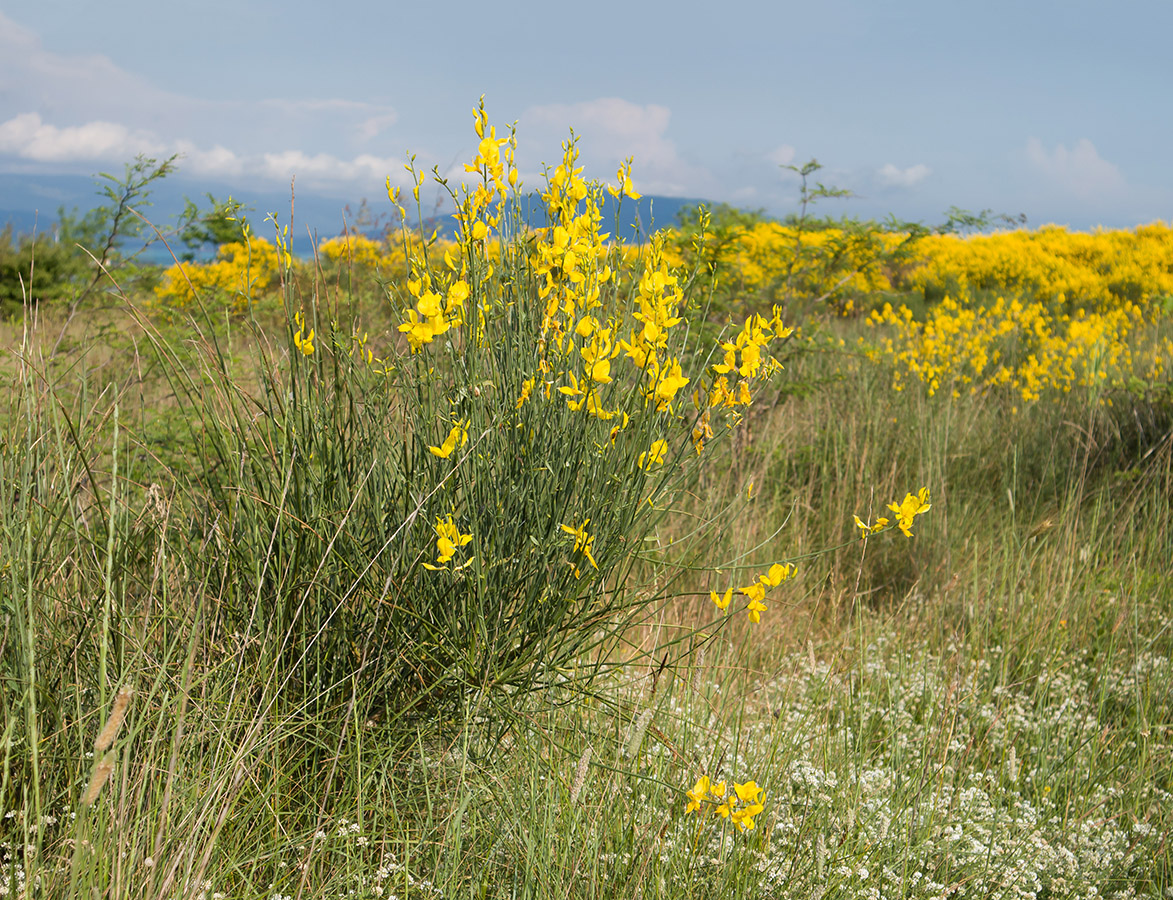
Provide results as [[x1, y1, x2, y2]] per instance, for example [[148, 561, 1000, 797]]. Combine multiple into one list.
[[1, 171, 705, 262]]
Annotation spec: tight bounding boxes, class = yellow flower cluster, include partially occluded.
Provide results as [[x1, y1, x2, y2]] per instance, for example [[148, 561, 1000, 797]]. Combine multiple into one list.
[[154, 236, 281, 312], [398, 273, 471, 352], [531, 147, 618, 349], [637, 439, 668, 470], [391, 101, 518, 354], [292, 310, 315, 357], [428, 421, 469, 459], [711, 561, 796, 623], [684, 775, 765, 832], [707, 311, 792, 417], [908, 224, 1173, 312], [421, 514, 473, 570], [559, 519, 598, 578], [865, 294, 1171, 403], [854, 487, 931, 539], [459, 103, 516, 242]]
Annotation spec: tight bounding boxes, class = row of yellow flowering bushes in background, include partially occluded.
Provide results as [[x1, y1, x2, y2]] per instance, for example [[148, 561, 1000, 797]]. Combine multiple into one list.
[[908, 223, 1173, 311], [859, 225, 1173, 404], [151, 211, 1173, 416], [153, 233, 282, 313], [152, 230, 416, 312], [651, 219, 1172, 406], [154, 216, 1173, 324], [658, 220, 1173, 315]]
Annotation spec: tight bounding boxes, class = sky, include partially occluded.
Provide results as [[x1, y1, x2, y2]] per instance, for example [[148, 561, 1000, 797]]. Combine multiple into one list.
[[1, 0, 1171, 232]]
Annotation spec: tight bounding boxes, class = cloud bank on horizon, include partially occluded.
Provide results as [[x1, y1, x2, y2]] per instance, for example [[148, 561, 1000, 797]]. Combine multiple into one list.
[[1, 2, 1169, 230]]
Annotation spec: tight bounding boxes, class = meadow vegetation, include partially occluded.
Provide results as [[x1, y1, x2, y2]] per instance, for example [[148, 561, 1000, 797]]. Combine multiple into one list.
[[1, 106, 1171, 899]]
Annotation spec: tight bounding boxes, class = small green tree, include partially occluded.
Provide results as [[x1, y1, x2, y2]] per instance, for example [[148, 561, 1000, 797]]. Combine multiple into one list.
[[5, 154, 245, 315], [936, 205, 1027, 235], [671, 161, 930, 320], [177, 193, 249, 260], [57, 154, 180, 293], [15, 152, 193, 317]]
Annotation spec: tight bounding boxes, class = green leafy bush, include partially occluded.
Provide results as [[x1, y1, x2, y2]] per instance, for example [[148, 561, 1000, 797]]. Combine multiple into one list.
[[0, 226, 89, 313]]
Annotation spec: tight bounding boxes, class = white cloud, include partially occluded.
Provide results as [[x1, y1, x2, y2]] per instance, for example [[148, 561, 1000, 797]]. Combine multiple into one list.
[[767, 144, 796, 167], [172, 140, 245, 179], [0, 10, 405, 190], [1025, 137, 1124, 196], [260, 99, 399, 144], [523, 98, 711, 196], [259, 150, 407, 188], [878, 162, 931, 188], [355, 113, 399, 143], [0, 10, 38, 50], [527, 98, 672, 157], [0, 112, 413, 190], [0, 112, 166, 161], [0, 12, 182, 129]]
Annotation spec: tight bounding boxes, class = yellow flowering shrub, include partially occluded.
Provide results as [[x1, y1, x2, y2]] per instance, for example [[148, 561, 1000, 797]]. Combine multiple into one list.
[[317, 231, 423, 286], [907, 223, 1173, 312], [665, 220, 906, 315], [318, 233, 387, 270], [207, 99, 842, 736], [154, 236, 283, 312]]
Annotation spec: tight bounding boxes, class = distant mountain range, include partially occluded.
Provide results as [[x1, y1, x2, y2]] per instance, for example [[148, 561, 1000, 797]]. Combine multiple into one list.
[[0, 171, 704, 261]]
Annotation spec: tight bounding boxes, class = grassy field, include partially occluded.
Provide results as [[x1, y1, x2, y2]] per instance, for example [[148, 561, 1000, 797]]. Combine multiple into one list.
[[2, 125, 1171, 899]]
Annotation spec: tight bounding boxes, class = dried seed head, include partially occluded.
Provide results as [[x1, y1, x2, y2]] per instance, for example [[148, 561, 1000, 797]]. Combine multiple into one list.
[[690, 647, 705, 690], [569, 746, 592, 804], [144, 483, 169, 524], [82, 752, 116, 806], [623, 708, 654, 761], [94, 686, 132, 754]]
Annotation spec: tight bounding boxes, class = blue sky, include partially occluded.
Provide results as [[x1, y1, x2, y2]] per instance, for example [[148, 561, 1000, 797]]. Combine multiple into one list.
[[1, 0, 1170, 230]]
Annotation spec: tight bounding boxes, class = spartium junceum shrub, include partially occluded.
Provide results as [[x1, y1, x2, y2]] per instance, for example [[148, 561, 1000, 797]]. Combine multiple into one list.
[[177, 102, 832, 727]]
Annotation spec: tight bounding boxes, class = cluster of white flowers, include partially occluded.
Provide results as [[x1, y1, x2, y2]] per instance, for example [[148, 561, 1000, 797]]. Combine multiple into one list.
[[635, 632, 1169, 898]]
